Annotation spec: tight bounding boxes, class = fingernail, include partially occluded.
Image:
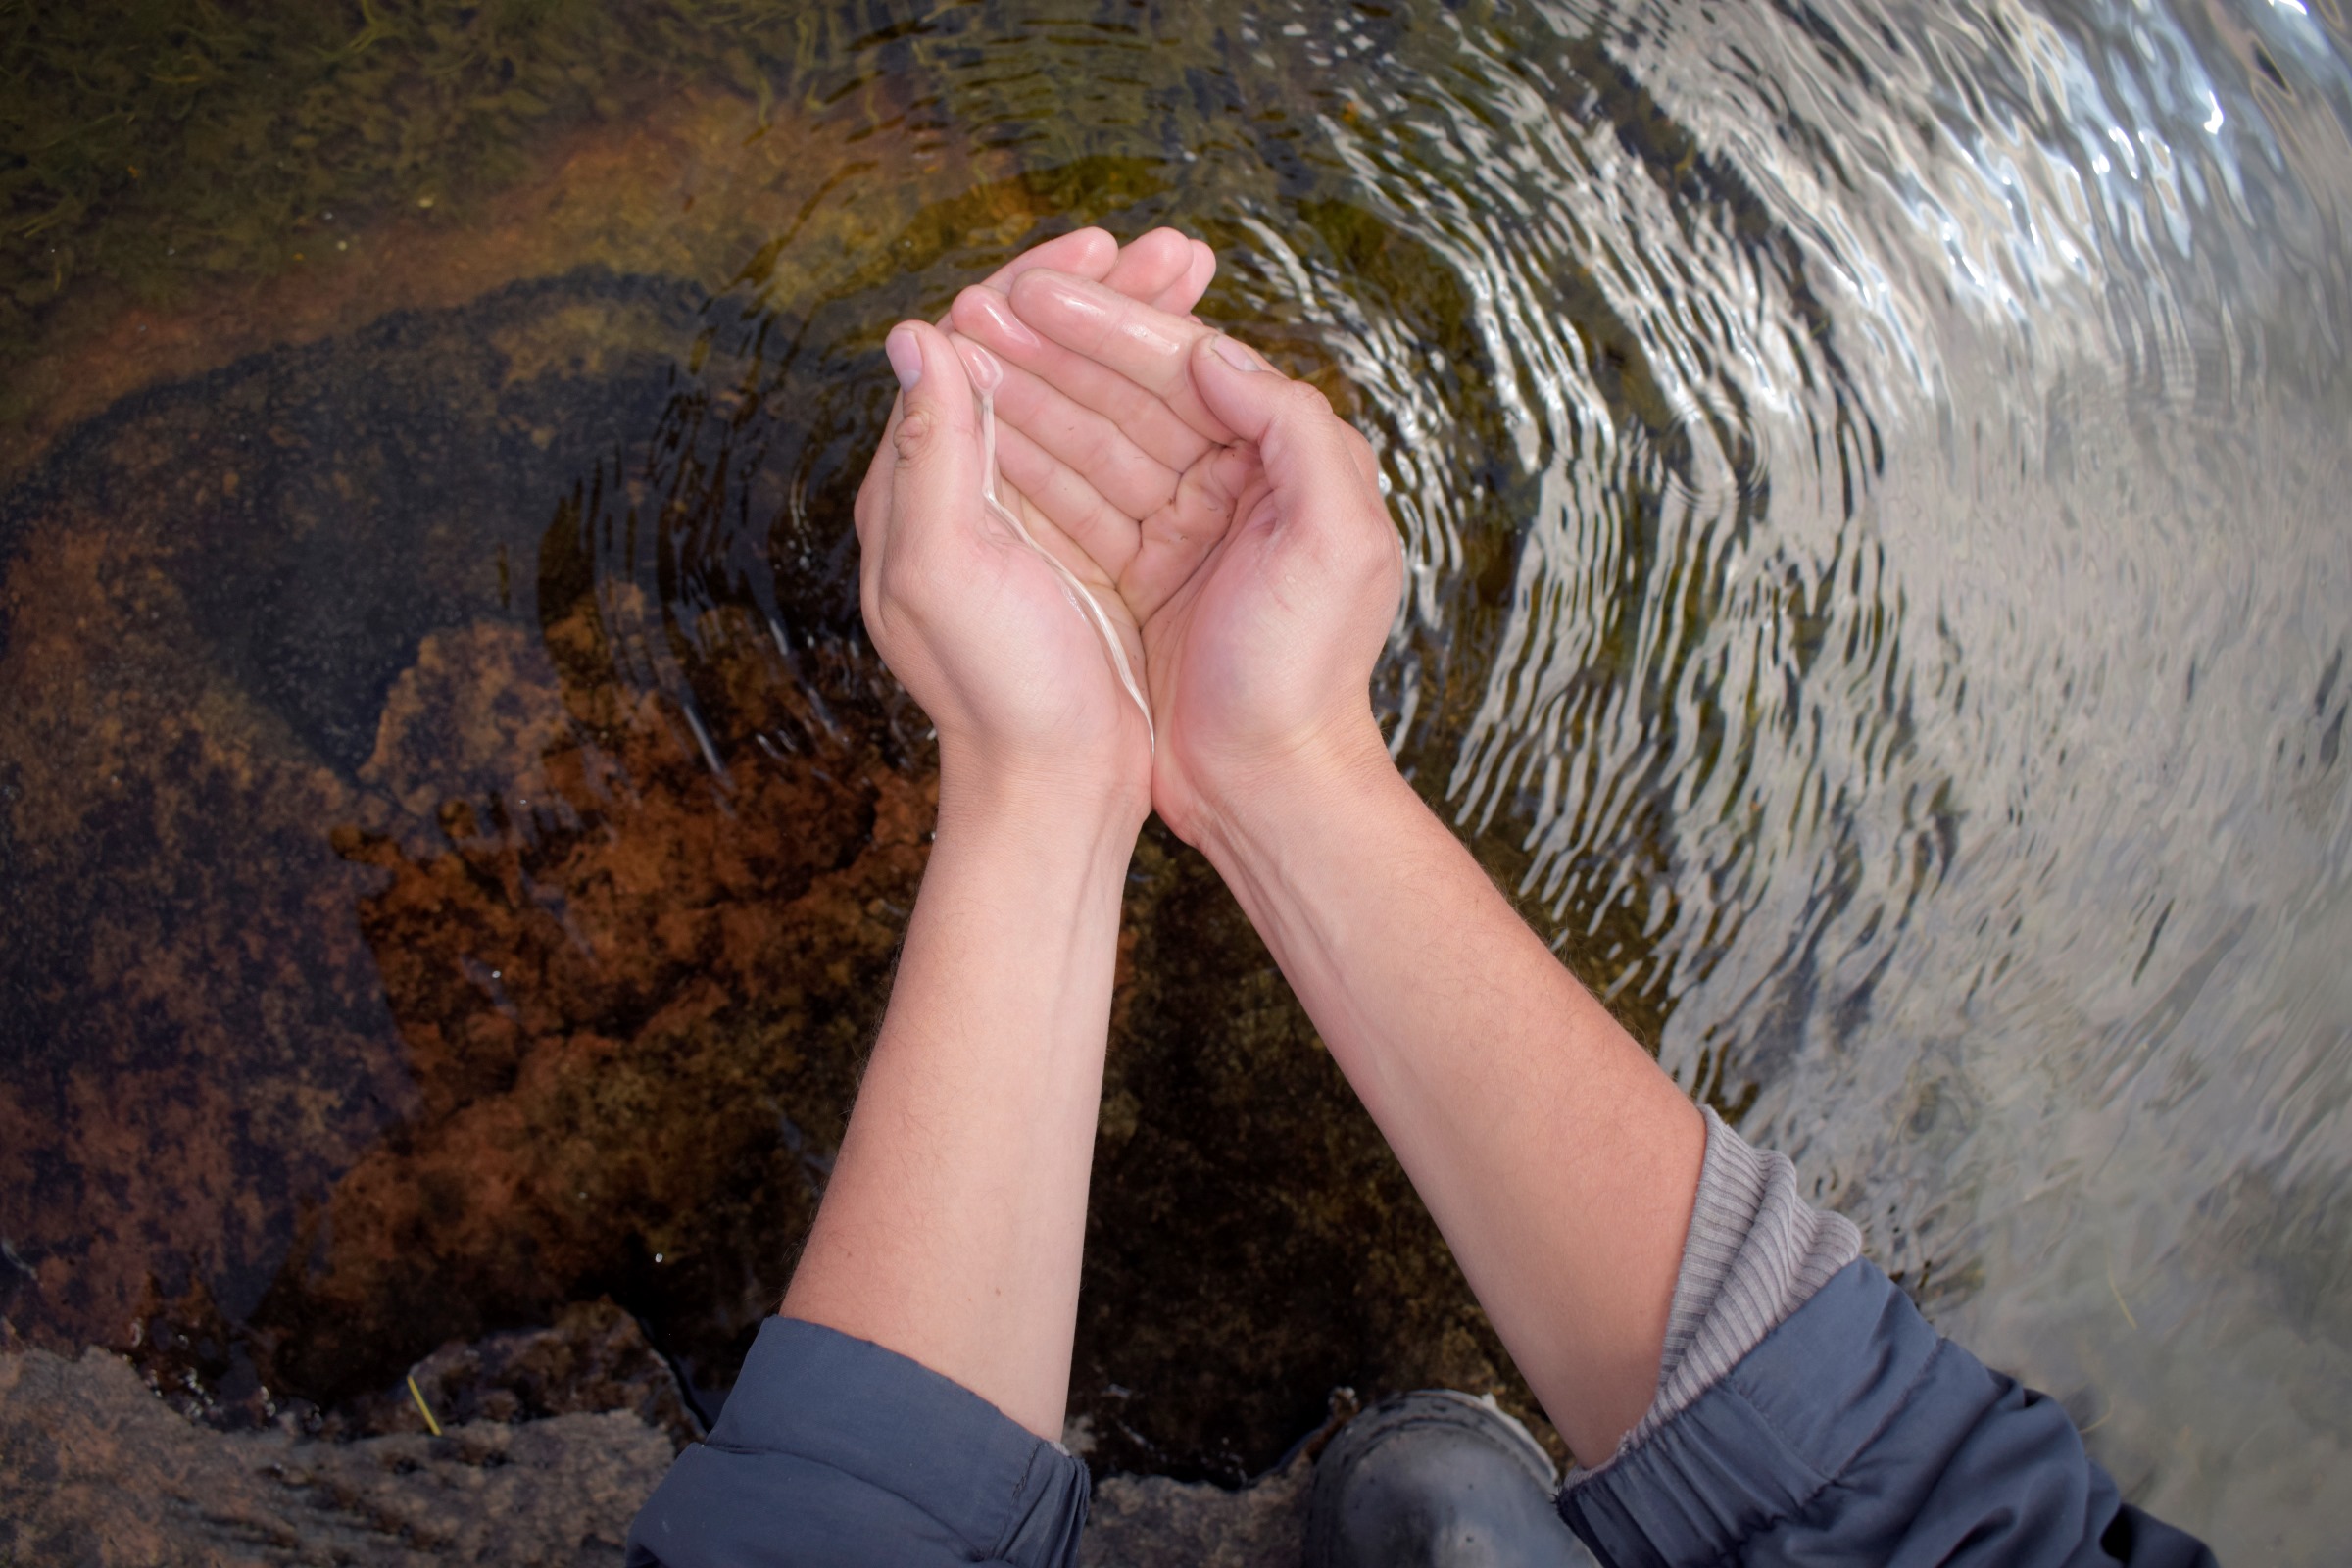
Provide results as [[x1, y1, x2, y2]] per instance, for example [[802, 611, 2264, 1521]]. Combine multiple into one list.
[[971, 291, 1041, 351], [1209, 334, 1265, 372], [885, 324, 923, 390], [954, 336, 1004, 393]]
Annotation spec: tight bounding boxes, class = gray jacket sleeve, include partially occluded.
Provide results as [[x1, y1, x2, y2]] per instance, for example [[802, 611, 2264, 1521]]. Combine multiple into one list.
[[1559, 1111, 2215, 1568], [626, 1317, 1089, 1568]]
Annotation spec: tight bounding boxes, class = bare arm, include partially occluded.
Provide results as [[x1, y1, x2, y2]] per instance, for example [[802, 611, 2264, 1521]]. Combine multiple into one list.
[[1197, 733, 1704, 1460], [778, 303, 1167, 1438], [778, 233, 1218, 1439], [783, 768, 1137, 1439]]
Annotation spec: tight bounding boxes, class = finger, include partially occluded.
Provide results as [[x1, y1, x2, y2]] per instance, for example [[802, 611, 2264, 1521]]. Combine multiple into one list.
[[1151, 238, 1217, 316], [987, 416, 1145, 581], [881, 321, 982, 564], [1189, 332, 1385, 541], [975, 227, 1117, 295], [952, 331, 1192, 524], [967, 228, 1193, 326], [854, 377, 907, 551], [855, 396, 900, 638], [1005, 269, 1237, 445], [1101, 227, 1195, 308], [855, 424, 892, 551], [931, 229, 1117, 330], [945, 334, 1140, 609], [951, 284, 1215, 475]]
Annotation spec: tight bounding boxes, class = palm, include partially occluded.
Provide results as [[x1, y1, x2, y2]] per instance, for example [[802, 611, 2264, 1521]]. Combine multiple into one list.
[[1105, 450, 1293, 839], [946, 255, 1398, 841], [1133, 532, 1253, 838], [996, 474, 1153, 754]]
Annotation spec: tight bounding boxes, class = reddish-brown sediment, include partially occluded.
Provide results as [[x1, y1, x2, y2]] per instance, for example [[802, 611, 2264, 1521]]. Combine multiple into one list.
[[0, 480, 406, 1355], [255, 607, 935, 1404]]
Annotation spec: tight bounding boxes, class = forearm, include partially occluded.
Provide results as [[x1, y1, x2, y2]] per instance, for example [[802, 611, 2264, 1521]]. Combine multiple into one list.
[[1197, 732, 1705, 1462], [782, 765, 1140, 1440]]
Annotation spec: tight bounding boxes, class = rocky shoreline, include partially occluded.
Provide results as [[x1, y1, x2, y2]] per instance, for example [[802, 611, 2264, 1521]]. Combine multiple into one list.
[[0, 1331, 1311, 1567]]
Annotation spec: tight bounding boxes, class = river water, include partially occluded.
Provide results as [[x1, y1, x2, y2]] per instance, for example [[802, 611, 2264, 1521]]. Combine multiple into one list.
[[3, 0, 2348, 1558]]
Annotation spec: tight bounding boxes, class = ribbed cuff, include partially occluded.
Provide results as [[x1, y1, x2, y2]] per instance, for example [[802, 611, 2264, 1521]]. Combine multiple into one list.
[[1629, 1107, 1863, 1447]]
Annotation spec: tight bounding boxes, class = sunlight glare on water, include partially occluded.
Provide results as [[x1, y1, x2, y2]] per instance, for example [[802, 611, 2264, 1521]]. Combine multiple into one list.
[[1263, 0, 2352, 1550]]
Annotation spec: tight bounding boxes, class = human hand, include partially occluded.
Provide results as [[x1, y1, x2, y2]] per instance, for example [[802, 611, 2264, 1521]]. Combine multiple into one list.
[[856, 317, 1158, 826], [854, 230, 1219, 827], [957, 223, 1217, 324], [944, 267, 1404, 847]]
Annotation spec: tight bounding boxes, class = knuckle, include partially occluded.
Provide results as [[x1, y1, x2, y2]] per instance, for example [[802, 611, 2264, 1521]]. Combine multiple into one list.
[[1285, 380, 1334, 417], [893, 409, 936, 466]]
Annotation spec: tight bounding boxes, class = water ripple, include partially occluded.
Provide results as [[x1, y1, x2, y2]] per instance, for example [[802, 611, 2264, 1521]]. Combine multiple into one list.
[[581, 0, 2351, 1547]]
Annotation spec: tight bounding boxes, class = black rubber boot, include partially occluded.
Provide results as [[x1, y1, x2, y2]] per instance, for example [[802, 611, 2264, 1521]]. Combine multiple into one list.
[[1304, 1391, 1597, 1567]]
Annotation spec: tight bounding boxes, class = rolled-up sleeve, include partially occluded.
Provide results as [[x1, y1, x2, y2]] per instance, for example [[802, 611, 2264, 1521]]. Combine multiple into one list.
[[627, 1317, 1089, 1568], [1560, 1113, 2216, 1568]]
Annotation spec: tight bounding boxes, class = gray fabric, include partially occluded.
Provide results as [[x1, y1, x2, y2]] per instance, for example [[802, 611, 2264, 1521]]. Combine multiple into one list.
[[1630, 1108, 1862, 1446], [1562, 1119, 2213, 1565], [1558, 1258, 2217, 1567], [626, 1317, 1089, 1568]]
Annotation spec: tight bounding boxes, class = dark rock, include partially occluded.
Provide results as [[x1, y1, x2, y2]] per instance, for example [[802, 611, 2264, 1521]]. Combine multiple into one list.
[[335, 1299, 704, 1451], [1083, 1454, 1314, 1568], [0, 1346, 673, 1567], [3, 1342, 1319, 1567]]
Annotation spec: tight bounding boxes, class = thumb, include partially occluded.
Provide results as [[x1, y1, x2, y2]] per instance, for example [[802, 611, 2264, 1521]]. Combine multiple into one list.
[[883, 320, 981, 532], [1189, 333, 1369, 512]]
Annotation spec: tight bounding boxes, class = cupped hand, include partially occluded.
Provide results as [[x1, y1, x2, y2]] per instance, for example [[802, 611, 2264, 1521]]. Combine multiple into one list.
[[856, 319, 1150, 816], [946, 265, 1404, 846], [855, 230, 1219, 820]]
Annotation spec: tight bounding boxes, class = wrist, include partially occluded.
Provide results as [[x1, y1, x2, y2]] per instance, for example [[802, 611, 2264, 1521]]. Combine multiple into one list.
[[1190, 715, 1411, 888], [935, 743, 1150, 857]]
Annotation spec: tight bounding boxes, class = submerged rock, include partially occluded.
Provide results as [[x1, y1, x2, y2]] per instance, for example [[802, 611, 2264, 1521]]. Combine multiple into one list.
[[2, 262, 1551, 1484]]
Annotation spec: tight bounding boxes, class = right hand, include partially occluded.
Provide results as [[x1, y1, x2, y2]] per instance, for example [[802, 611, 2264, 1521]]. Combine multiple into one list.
[[947, 267, 1405, 847], [850, 228, 1223, 819]]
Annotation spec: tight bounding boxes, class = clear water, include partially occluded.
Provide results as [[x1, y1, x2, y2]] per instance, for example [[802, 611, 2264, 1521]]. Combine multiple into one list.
[[2, 0, 2347, 1557]]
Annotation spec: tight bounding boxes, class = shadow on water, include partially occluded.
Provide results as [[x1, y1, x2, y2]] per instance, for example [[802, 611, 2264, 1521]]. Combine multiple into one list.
[[3, 0, 2351, 1550]]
